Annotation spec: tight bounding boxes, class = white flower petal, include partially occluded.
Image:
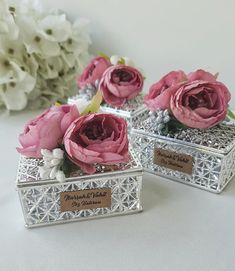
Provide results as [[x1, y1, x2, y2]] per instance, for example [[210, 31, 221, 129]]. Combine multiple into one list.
[[0, 55, 23, 84], [0, 2, 19, 40], [123, 57, 135, 67], [41, 149, 52, 157], [0, 62, 35, 110], [61, 50, 75, 67], [52, 148, 64, 159], [49, 166, 58, 179], [56, 170, 65, 182], [51, 158, 61, 166], [39, 166, 50, 179], [18, 72, 36, 93], [16, 16, 60, 56], [0, 87, 27, 110], [0, 20, 8, 33], [39, 14, 72, 42], [110, 55, 120, 65], [40, 38, 60, 56]]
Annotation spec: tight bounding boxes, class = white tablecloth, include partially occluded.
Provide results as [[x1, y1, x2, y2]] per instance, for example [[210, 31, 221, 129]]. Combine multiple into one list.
[[0, 110, 235, 271]]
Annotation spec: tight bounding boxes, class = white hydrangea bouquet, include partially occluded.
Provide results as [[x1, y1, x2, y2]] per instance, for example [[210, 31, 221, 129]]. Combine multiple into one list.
[[0, 0, 91, 111]]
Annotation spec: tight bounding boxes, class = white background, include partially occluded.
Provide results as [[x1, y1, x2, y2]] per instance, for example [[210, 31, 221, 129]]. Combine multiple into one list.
[[1, 1, 235, 270], [16, 0, 235, 106]]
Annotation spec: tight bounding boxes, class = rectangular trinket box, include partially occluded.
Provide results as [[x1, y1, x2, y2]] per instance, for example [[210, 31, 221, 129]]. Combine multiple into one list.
[[132, 118, 235, 193], [16, 149, 143, 228]]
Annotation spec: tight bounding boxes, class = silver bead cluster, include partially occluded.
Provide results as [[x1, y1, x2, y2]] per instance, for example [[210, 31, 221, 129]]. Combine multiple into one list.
[[80, 79, 99, 100], [95, 164, 106, 173], [149, 109, 171, 134]]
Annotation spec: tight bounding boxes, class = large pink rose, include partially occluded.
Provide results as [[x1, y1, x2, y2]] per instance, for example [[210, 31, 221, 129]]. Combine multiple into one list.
[[17, 105, 79, 158], [64, 113, 129, 174], [170, 80, 231, 128], [144, 70, 187, 111], [99, 65, 144, 107], [77, 57, 111, 89]]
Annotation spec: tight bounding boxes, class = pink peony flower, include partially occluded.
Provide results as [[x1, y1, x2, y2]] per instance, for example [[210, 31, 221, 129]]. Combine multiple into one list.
[[77, 57, 111, 89], [99, 65, 144, 107], [144, 70, 187, 111], [187, 69, 217, 82], [17, 105, 79, 158], [64, 113, 129, 174], [170, 80, 231, 129]]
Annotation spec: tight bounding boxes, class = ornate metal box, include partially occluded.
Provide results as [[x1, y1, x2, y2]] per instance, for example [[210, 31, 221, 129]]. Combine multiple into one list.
[[16, 150, 143, 228], [68, 95, 148, 129], [132, 118, 235, 193]]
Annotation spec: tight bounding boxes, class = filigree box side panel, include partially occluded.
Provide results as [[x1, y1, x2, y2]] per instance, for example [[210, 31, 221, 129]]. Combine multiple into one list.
[[131, 132, 231, 193], [18, 174, 142, 227], [219, 146, 235, 191]]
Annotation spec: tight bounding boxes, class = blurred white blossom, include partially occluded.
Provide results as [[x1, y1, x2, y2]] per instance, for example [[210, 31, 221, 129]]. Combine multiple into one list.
[[0, 0, 91, 111]]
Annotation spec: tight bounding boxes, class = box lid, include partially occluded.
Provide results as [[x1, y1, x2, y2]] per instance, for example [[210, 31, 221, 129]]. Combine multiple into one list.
[[132, 117, 235, 155], [16, 148, 142, 188]]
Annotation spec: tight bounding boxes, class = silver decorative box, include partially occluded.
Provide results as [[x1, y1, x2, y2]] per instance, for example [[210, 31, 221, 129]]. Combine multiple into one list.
[[16, 150, 143, 228], [68, 94, 148, 129], [132, 118, 235, 193]]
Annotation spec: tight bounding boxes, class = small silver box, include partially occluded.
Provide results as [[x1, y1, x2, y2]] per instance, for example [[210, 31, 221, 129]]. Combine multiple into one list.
[[16, 149, 143, 228], [132, 118, 235, 193]]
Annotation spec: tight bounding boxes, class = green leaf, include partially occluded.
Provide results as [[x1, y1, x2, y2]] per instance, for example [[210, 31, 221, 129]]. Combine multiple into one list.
[[98, 52, 110, 61], [227, 108, 235, 119], [118, 57, 125, 65], [81, 89, 103, 115], [160, 125, 169, 136], [61, 155, 79, 178]]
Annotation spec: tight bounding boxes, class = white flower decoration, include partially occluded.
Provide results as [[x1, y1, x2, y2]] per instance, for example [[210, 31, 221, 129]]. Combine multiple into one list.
[[39, 148, 65, 182], [110, 55, 135, 67]]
